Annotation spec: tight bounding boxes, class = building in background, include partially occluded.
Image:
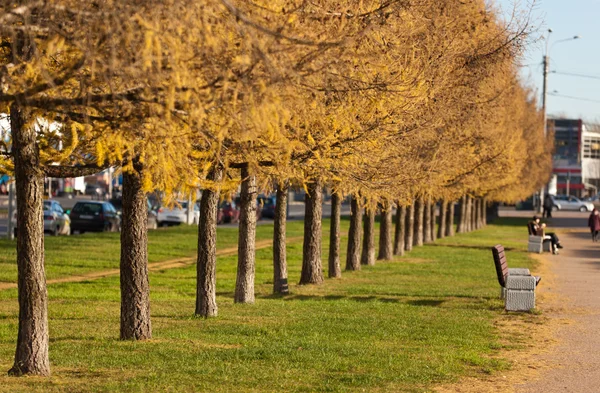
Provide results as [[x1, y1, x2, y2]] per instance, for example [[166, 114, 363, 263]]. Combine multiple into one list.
[[550, 118, 600, 197]]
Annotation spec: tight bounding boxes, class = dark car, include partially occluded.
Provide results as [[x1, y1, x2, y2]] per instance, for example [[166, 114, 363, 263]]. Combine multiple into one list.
[[69, 201, 121, 233], [258, 195, 276, 219], [109, 198, 158, 230], [218, 201, 240, 224]]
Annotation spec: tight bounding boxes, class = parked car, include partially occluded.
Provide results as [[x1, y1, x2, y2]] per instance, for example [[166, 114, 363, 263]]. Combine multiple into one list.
[[85, 183, 106, 199], [11, 200, 71, 236], [233, 196, 263, 221], [258, 195, 277, 219], [218, 201, 240, 224], [109, 198, 158, 230], [69, 201, 121, 233], [585, 194, 600, 209], [156, 201, 199, 226], [549, 195, 594, 212]]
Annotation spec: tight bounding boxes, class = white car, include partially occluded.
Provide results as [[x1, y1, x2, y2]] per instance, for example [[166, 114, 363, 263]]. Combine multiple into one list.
[[157, 201, 199, 226], [12, 200, 71, 236], [550, 195, 594, 212]]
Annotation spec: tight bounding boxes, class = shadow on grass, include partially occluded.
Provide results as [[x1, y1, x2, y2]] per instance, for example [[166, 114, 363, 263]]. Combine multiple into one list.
[[430, 243, 516, 252], [257, 293, 494, 305]]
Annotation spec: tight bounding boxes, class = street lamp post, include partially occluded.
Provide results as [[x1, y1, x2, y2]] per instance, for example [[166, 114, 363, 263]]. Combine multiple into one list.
[[539, 29, 580, 212]]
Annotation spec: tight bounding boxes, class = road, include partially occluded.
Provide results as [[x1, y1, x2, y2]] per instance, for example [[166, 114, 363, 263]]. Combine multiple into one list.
[[0, 195, 351, 236]]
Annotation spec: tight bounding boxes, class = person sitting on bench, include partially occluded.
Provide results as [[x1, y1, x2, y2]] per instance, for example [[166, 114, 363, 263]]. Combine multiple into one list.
[[528, 215, 563, 254]]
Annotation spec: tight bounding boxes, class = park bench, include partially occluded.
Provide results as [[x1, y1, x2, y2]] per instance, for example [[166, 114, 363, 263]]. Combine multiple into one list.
[[491, 245, 541, 311], [527, 221, 552, 253]]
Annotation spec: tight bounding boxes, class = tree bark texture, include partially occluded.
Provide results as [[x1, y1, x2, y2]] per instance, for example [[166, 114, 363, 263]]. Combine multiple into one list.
[[328, 193, 342, 278], [378, 206, 393, 260], [235, 167, 257, 303], [456, 196, 466, 233], [404, 202, 414, 252], [196, 166, 223, 317], [413, 198, 424, 246], [394, 204, 406, 256], [273, 183, 289, 293], [300, 180, 324, 284], [473, 198, 481, 229], [9, 104, 50, 376], [430, 201, 436, 242], [423, 199, 432, 243], [361, 208, 376, 266], [481, 197, 487, 227], [446, 200, 455, 237], [120, 161, 152, 340], [346, 196, 363, 271], [438, 200, 447, 239], [466, 196, 473, 232]]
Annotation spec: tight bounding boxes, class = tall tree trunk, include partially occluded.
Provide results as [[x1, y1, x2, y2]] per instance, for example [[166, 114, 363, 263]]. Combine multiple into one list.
[[328, 192, 342, 278], [120, 160, 152, 340], [273, 183, 289, 293], [346, 196, 363, 271], [361, 208, 376, 266], [438, 200, 447, 239], [300, 180, 324, 284], [393, 204, 406, 256], [9, 104, 50, 376], [481, 197, 487, 227], [430, 201, 436, 242], [466, 196, 473, 232], [413, 198, 424, 246], [235, 167, 257, 303], [456, 196, 466, 233], [378, 204, 393, 260], [196, 166, 223, 317], [446, 200, 455, 237], [474, 198, 480, 230], [404, 202, 414, 252], [423, 199, 432, 243]]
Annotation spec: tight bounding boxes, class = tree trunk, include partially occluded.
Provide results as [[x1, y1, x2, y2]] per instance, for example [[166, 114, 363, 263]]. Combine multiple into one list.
[[481, 197, 487, 227], [466, 196, 473, 232], [446, 201, 455, 237], [9, 104, 50, 376], [196, 166, 223, 317], [235, 167, 257, 303], [423, 199, 432, 243], [346, 196, 363, 271], [430, 201, 436, 242], [404, 202, 414, 252], [273, 183, 289, 293], [393, 204, 406, 256], [457, 196, 466, 233], [300, 180, 324, 284], [413, 198, 424, 246], [473, 198, 480, 230], [361, 208, 376, 266], [378, 204, 393, 260], [328, 192, 342, 278], [120, 160, 152, 340], [438, 200, 447, 239]]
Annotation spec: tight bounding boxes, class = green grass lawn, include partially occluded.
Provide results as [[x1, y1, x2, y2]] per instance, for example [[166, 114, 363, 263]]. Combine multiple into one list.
[[0, 217, 539, 392]]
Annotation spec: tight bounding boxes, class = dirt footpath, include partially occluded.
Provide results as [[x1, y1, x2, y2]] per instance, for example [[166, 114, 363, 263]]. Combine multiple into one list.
[[515, 229, 600, 392]]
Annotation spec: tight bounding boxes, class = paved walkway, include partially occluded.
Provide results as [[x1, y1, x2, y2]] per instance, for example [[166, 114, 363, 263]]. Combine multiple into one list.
[[515, 216, 600, 392]]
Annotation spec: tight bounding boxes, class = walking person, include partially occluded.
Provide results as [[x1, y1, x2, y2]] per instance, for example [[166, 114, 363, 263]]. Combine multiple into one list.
[[543, 195, 553, 219], [588, 209, 600, 242]]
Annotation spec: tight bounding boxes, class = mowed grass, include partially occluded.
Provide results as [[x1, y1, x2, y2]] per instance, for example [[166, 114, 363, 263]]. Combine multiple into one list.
[[0, 217, 539, 392]]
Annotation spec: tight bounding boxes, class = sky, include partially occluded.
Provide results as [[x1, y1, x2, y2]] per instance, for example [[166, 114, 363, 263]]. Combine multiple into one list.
[[496, 0, 600, 122]]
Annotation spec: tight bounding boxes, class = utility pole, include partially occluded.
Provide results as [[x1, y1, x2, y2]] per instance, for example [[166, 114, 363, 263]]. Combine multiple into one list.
[[539, 49, 549, 213]]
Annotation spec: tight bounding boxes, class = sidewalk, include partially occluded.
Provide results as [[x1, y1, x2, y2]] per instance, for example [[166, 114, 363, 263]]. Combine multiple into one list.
[[515, 228, 600, 392]]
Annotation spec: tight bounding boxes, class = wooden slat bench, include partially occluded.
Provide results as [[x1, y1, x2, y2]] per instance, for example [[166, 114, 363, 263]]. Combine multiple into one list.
[[492, 245, 540, 311]]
